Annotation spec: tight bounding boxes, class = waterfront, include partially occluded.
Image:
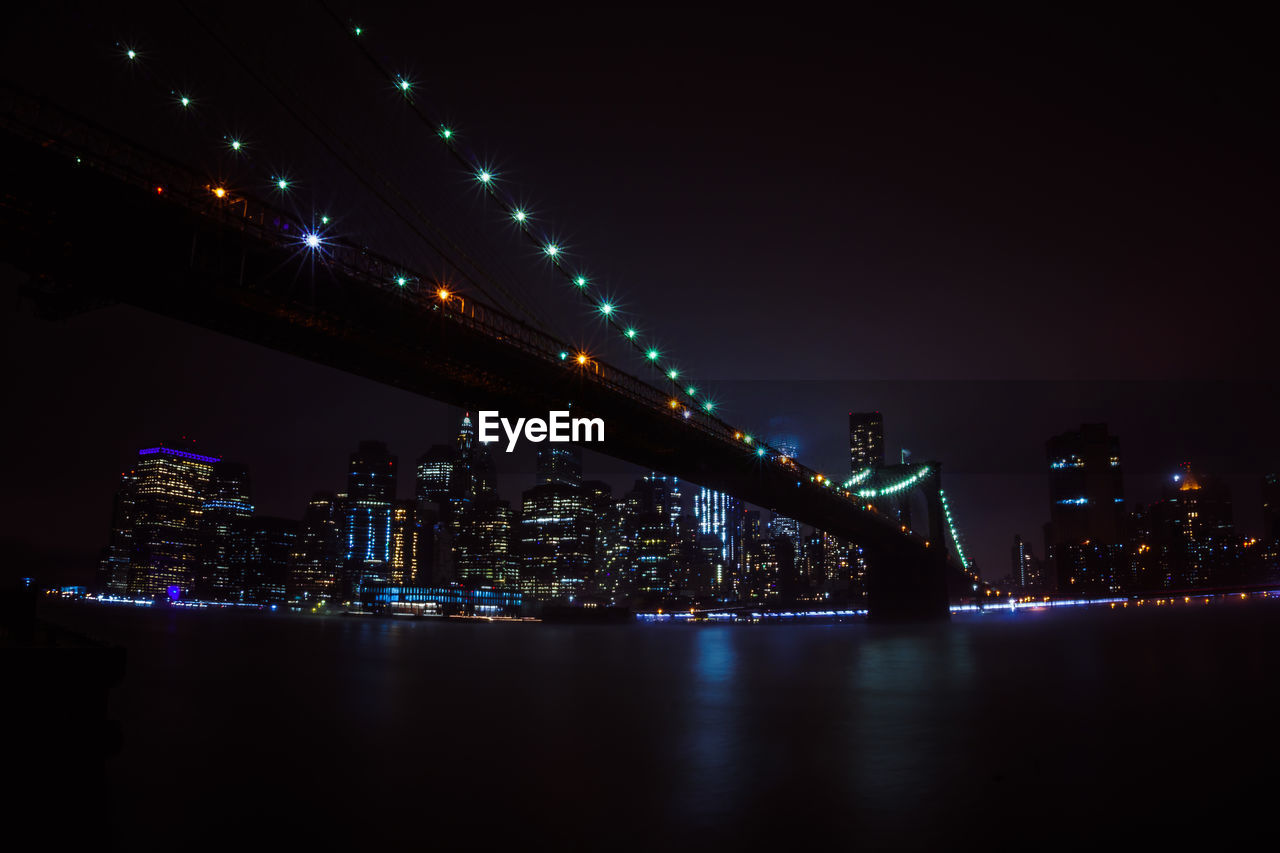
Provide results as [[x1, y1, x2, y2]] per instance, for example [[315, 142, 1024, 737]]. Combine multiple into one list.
[[37, 596, 1280, 849]]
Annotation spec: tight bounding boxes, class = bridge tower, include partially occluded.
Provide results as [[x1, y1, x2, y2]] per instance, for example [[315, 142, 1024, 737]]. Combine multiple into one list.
[[864, 463, 951, 621]]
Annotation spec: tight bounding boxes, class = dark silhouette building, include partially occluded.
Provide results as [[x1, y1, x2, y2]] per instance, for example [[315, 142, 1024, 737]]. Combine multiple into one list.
[[1044, 423, 1126, 594]]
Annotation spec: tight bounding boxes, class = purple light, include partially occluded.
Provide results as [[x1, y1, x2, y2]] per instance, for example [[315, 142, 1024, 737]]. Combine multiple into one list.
[[166, 585, 181, 602], [138, 447, 221, 464]]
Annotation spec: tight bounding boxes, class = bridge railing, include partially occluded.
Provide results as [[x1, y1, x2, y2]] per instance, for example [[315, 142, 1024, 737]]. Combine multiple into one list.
[[1, 85, 935, 549]]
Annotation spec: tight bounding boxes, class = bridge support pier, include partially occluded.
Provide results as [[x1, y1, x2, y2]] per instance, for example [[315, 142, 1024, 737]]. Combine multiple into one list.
[[865, 464, 951, 621]]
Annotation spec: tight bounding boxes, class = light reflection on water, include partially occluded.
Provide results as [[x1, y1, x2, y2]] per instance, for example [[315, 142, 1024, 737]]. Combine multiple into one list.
[[41, 597, 1280, 849]]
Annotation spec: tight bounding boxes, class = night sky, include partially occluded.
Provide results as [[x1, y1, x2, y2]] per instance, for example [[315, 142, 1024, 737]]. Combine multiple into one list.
[[3, 4, 1277, 583]]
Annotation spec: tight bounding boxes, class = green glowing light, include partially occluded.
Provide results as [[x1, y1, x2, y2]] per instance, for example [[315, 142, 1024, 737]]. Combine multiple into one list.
[[744, 435, 753, 444], [667, 369, 678, 380], [179, 96, 191, 108], [703, 401, 715, 412], [396, 276, 407, 286], [126, 50, 137, 60], [477, 171, 492, 184], [598, 302, 613, 316], [440, 127, 452, 139], [354, 26, 363, 36], [230, 139, 242, 151], [398, 78, 411, 92], [544, 244, 559, 257], [320, 215, 330, 225], [646, 349, 659, 361], [574, 276, 587, 288], [276, 178, 289, 190], [512, 209, 526, 222], [686, 386, 697, 396], [559, 351, 568, 360], [624, 328, 637, 339], [757, 448, 766, 457]]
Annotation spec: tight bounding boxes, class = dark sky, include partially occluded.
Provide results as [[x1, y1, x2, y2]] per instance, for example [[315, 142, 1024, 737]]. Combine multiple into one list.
[[3, 4, 1277, 582]]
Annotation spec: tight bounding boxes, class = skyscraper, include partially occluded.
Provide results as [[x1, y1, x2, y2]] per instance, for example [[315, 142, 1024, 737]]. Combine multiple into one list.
[[125, 442, 219, 597], [416, 444, 460, 508], [694, 487, 741, 568], [1044, 423, 1125, 593], [340, 441, 396, 589], [292, 492, 341, 600], [517, 483, 593, 598], [200, 461, 254, 600], [849, 411, 885, 472]]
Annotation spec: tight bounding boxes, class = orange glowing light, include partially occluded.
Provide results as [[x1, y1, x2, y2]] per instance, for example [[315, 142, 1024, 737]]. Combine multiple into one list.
[[437, 288, 451, 300], [212, 187, 227, 198]]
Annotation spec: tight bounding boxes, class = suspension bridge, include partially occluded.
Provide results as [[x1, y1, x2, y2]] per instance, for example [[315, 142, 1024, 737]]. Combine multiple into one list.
[[0, 19, 981, 620]]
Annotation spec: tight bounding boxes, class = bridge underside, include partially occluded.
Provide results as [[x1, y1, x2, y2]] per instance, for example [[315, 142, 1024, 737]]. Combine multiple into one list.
[[1, 129, 950, 620]]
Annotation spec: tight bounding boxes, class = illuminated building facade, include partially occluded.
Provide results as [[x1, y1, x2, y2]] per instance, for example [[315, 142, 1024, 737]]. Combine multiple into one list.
[[518, 483, 592, 598], [247, 517, 297, 602], [694, 487, 741, 577], [200, 461, 254, 600], [849, 411, 885, 472], [454, 496, 514, 586], [292, 492, 341, 600], [125, 443, 218, 598], [1044, 423, 1125, 593], [340, 440, 396, 588]]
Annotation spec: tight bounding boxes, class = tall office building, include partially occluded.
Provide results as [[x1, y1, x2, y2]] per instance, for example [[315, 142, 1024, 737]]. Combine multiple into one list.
[[292, 492, 341, 600], [454, 496, 515, 586], [1044, 423, 1125, 593], [99, 468, 137, 595], [340, 441, 397, 589], [125, 442, 218, 597], [200, 461, 254, 600], [416, 444, 460, 509], [517, 483, 593, 598], [537, 445, 582, 486], [694, 487, 741, 568], [849, 411, 885, 472], [247, 517, 297, 602], [389, 499, 425, 585], [1147, 464, 1235, 588]]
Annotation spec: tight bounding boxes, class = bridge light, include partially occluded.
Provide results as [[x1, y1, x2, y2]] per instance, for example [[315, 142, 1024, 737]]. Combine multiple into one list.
[[276, 178, 290, 191], [559, 351, 568, 360], [574, 276, 588, 288], [477, 170, 492, 184], [669, 399, 680, 409], [397, 77, 412, 93], [304, 233, 321, 249], [646, 349, 659, 361], [320, 215, 330, 225], [624, 327, 637, 339], [212, 187, 227, 198], [744, 434, 753, 444], [756, 448, 765, 457], [439, 126, 452, 139], [353, 26, 363, 36], [396, 276, 407, 287], [598, 302, 613, 316], [686, 385, 697, 396], [126, 49, 137, 61], [437, 288, 451, 301], [667, 369, 678, 380], [512, 209, 527, 223], [576, 353, 589, 365], [229, 139, 242, 152], [703, 401, 715, 412], [544, 243, 560, 257], [178, 95, 192, 108], [683, 410, 692, 419]]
